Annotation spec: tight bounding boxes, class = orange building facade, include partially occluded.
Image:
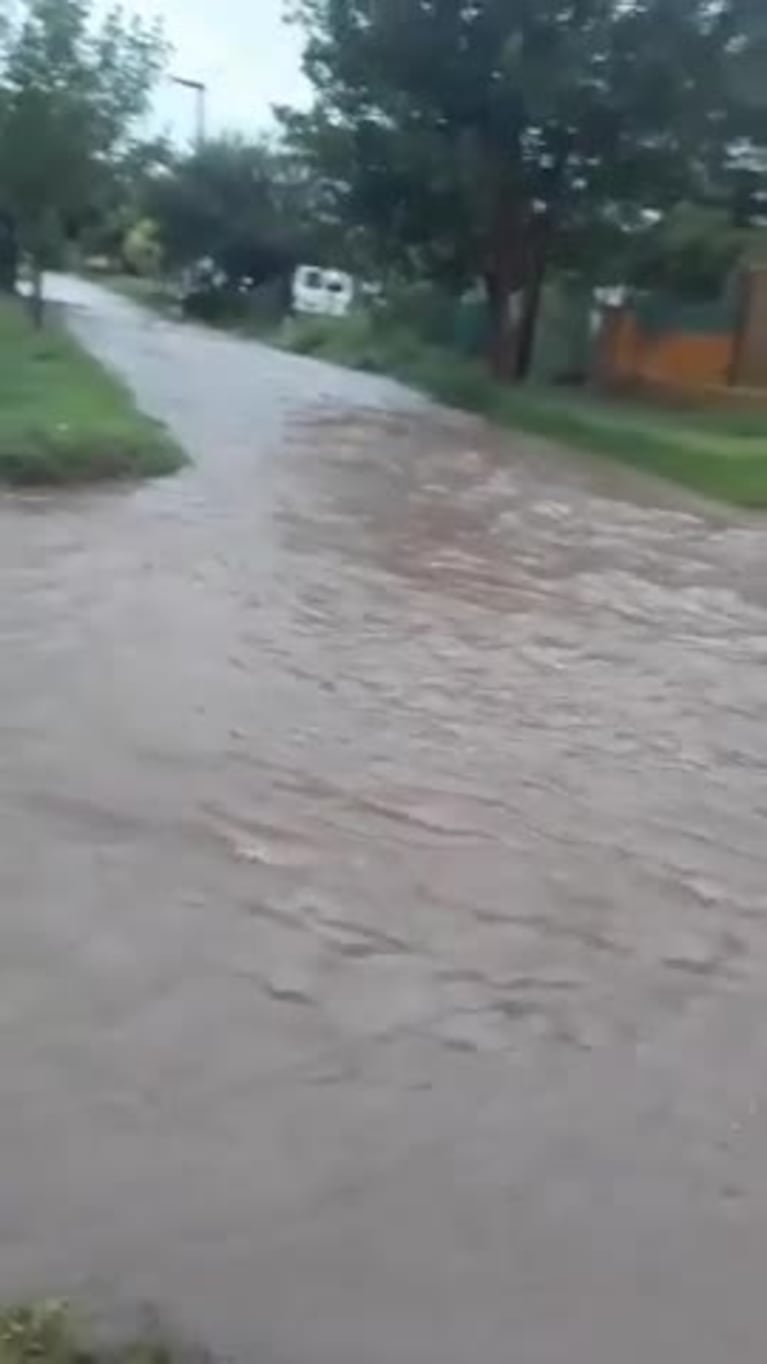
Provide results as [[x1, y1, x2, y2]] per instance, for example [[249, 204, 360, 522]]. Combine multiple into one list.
[[597, 266, 767, 406]]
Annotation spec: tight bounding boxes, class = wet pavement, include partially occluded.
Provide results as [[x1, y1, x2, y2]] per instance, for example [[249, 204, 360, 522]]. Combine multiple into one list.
[[2, 274, 767, 1362]]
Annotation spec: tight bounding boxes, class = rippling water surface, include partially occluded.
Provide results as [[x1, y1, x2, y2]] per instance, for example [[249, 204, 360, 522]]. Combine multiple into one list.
[[1, 277, 767, 1364]]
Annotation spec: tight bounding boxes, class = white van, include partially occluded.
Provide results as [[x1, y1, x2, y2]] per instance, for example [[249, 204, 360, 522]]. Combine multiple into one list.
[[292, 265, 355, 319]]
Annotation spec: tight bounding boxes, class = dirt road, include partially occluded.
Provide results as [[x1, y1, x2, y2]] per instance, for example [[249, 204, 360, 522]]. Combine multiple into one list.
[[2, 275, 767, 1363]]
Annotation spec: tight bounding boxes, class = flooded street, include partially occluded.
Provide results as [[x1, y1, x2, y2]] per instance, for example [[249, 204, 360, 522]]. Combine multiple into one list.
[[3, 275, 767, 1362]]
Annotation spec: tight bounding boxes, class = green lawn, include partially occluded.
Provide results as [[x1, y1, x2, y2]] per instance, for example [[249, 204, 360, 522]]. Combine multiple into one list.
[[93, 271, 180, 315], [275, 313, 767, 509], [0, 297, 185, 486], [492, 385, 767, 508], [0, 1302, 174, 1364]]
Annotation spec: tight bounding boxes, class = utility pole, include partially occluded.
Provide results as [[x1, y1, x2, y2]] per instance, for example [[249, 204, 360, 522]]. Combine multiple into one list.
[[171, 75, 207, 149]]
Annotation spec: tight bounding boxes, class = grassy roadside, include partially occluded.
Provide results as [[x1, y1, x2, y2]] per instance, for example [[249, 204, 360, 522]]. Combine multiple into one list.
[[0, 1302, 179, 1364], [0, 297, 185, 487], [95, 274, 767, 507], [274, 313, 767, 509], [93, 272, 180, 316], [490, 385, 767, 508]]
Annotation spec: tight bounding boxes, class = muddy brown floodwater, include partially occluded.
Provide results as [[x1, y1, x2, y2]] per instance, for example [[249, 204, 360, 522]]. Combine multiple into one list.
[[2, 276, 767, 1363]]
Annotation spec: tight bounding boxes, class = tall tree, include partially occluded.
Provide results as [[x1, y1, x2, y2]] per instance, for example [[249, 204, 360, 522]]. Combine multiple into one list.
[[78, 136, 174, 264], [287, 0, 767, 378], [148, 136, 333, 283], [0, 0, 167, 321]]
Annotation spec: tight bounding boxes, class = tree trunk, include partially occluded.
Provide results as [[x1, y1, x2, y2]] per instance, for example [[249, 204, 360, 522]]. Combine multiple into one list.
[[485, 268, 517, 380], [484, 197, 533, 381], [0, 213, 19, 294], [29, 261, 44, 328], [514, 136, 571, 381], [514, 244, 548, 381]]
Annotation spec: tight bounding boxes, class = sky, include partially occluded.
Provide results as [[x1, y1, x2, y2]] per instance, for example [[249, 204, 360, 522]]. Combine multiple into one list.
[[130, 0, 311, 144]]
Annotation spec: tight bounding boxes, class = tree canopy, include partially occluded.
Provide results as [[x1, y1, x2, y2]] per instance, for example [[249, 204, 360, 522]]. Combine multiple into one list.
[[0, 0, 167, 317], [286, 0, 767, 376], [147, 136, 337, 284]]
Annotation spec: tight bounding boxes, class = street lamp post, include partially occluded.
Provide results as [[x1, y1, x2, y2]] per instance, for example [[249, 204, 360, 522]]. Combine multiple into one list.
[[171, 75, 207, 148]]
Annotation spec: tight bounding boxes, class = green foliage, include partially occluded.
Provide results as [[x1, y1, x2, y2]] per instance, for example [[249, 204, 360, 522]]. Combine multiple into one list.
[[276, 310, 504, 404], [0, 1302, 78, 1364], [0, 297, 184, 484], [287, 0, 767, 375], [182, 286, 246, 324], [411, 354, 501, 414], [274, 307, 767, 506], [122, 217, 163, 276], [97, 272, 178, 314], [0, 0, 167, 301], [493, 387, 767, 507], [0, 1303, 182, 1364], [628, 202, 767, 300], [377, 282, 464, 348], [80, 138, 174, 265], [277, 310, 428, 372], [148, 136, 329, 285], [181, 278, 287, 332], [149, 137, 278, 269]]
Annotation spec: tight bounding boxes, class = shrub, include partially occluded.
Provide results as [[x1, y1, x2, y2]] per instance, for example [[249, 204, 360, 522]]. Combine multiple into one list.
[[122, 219, 163, 278], [0, 1303, 180, 1364], [411, 353, 500, 414], [182, 287, 243, 324]]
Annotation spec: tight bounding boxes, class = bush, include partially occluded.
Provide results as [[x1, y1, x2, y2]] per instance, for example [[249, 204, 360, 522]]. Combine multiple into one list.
[[0, 1301, 78, 1364], [277, 315, 338, 356], [375, 281, 461, 347], [411, 353, 500, 413], [183, 280, 288, 332], [0, 425, 182, 486], [277, 313, 378, 368], [0, 1302, 181, 1364], [278, 311, 436, 375], [122, 219, 163, 278], [276, 311, 499, 412], [182, 287, 243, 324], [245, 278, 288, 329]]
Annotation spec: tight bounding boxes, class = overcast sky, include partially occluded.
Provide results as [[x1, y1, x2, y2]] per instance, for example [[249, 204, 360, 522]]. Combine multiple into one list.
[[131, 0, 311, 144]]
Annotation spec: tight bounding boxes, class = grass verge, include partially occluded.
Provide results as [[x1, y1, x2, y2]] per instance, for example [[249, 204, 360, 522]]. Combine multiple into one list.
[[275, 313, 767, 508], [0, 1302, 183, 1364], [0, 297, 185, 487], [93, 273, 180, 316]]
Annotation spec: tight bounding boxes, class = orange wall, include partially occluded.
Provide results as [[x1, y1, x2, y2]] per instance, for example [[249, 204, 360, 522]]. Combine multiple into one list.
[[603, 311, 734, 390]]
